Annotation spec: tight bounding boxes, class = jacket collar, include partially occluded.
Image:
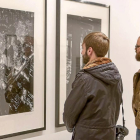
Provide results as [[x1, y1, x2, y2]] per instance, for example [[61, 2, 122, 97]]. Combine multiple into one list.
[[83, 57, 111, 69]]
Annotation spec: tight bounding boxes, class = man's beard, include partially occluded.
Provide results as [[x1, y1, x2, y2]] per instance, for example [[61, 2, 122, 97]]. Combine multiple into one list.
[[135, 52, 140, 61], [83, 52, 90, 64]]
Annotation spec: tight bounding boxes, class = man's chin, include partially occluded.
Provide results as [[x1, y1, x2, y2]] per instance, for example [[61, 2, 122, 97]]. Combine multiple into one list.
[[83, 61, 87, 65], [83, 56, 89, 64]]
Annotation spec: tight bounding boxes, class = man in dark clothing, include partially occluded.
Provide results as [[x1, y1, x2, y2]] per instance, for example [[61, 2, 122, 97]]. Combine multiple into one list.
[[132, 37, 140, 140], [63, 32, 123, 140]]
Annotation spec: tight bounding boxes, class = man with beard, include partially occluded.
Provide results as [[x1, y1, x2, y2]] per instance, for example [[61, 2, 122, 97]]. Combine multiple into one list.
[[63, 32, 123, 140], [132, 37, 140, 140]]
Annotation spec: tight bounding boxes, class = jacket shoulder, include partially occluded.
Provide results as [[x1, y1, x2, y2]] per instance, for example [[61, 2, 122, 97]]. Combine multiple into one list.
[[72, 71, 84, 88], [76, 70, 94, 81], [72, 71, 95, 88]]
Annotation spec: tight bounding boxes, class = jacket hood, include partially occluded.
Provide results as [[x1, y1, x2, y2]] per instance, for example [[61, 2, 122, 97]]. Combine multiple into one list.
[[84, 62, 121, 85]]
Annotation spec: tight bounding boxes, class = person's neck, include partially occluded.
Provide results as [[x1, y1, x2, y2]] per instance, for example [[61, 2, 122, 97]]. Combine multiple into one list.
[[89, 55, 98, 62]]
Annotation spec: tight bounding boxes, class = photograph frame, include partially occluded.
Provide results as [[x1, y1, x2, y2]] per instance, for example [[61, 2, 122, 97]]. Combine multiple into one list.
[[55, 0, 110, 127], [0, 0, 47, 138]]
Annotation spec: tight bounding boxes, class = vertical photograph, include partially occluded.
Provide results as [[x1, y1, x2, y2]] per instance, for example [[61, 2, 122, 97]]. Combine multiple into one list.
[[66, 14, 101, 97], [0, 8, 34, 116]]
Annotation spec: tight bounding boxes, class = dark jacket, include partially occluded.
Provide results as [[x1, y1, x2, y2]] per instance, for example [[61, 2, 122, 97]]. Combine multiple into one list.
[[63, 62, 123, 140], [132, 70, 140, 128]]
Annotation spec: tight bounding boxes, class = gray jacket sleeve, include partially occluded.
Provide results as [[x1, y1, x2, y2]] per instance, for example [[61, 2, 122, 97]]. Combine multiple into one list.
[[63, 76, 88, 132]]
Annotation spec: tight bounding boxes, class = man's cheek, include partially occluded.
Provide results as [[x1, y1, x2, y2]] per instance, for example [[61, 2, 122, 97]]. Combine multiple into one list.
[[138, 48, 140, 52]]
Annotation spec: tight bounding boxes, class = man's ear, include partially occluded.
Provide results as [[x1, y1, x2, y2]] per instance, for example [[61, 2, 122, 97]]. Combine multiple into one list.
[[88, 47, 93, 54]]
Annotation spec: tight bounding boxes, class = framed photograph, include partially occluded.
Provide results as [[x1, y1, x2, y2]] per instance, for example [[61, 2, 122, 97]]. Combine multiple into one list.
[[0, 0, 46, 138], [56, 0, 110, 127]]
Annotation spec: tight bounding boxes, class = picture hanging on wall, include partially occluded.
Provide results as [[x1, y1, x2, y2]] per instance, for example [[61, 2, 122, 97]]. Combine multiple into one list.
[[0, 0, 46, 139], [55, 0, 110, 127]]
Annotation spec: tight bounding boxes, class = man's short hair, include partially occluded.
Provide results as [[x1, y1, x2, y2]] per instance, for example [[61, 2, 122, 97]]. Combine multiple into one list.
[[83, 32, 109, 57]]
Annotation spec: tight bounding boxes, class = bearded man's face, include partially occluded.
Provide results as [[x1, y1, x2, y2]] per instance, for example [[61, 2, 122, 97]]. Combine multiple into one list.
[[135, 38, 140, 61], [81, 43, 90, 64], [136, 50, 140, 61], [83, 51, 90, 64]]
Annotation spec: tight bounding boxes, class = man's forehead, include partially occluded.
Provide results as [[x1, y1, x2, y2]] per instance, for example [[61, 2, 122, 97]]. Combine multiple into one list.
[[137, 37, 140, 45], [82, 42, 85, 46]]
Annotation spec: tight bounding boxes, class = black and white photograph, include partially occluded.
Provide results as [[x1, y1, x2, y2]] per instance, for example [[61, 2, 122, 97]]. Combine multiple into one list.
[[0, 0, 46, 139], [56, 0, 110, 127], [0, 8, 34, 116], [67, 14, 101, 97]]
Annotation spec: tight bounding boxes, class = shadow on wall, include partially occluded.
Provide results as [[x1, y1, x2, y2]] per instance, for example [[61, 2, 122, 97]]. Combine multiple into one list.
[[55, 126, 66, 132]]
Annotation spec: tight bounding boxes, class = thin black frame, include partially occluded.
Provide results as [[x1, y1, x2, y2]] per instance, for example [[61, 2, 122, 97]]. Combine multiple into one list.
[[0, 0, 47, 138], [55, 0, 110, 127]]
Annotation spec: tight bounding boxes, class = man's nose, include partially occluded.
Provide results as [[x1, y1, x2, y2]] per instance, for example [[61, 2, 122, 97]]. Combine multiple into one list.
[[136, 47, 140, 52]]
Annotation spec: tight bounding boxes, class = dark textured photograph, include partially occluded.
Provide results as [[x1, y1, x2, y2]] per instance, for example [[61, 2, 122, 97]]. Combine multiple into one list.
[[66, 14, 101, 96], [0, 8, 34, 115]]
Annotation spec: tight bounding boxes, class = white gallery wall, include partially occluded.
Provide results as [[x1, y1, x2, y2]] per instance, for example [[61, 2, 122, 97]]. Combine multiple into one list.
[[3, 0, 140, 140]]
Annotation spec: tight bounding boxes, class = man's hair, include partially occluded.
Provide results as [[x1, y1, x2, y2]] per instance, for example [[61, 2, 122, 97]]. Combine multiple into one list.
[[83, 32, 109, 57]]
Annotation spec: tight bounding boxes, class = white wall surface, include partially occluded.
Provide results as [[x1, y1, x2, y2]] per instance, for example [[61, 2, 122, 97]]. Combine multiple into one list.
[[3, 0, 140, 139]]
